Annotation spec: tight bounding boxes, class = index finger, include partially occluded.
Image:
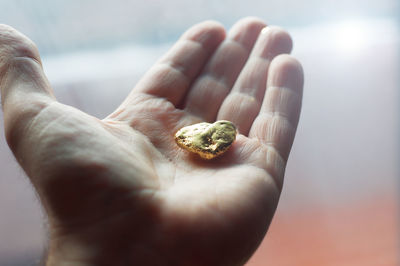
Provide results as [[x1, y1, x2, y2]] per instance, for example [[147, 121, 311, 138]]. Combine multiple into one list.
[[117, 21, 226, 109]]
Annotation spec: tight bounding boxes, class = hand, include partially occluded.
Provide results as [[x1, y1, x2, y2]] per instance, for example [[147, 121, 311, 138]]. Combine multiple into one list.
[[0, 17, 303, 266]]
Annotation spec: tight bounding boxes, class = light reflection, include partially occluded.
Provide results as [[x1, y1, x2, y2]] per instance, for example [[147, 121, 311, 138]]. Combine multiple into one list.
[[332, 20, 369, 55], [290, 18, 397, 59]]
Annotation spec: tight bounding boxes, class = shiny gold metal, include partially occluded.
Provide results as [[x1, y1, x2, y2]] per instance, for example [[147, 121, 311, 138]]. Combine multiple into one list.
[[174, 120, 237, 159]]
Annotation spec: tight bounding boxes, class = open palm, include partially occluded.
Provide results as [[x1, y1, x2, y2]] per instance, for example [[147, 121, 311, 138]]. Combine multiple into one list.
[[0, 18, 303, 266]]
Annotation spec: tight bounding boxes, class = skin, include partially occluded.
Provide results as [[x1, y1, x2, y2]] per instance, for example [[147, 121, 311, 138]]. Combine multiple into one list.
[[0, 17, 303, 266]]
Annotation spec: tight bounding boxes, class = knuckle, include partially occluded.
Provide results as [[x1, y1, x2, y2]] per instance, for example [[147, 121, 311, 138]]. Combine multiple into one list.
[[0, 24, 40, 66]]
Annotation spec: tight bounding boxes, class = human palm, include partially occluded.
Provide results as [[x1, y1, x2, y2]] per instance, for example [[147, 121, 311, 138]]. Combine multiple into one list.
[[0, 18, 303, 266]]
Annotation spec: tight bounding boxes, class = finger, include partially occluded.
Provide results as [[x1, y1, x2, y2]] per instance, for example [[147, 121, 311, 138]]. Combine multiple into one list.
[[0, 24, 55, 153], [249, 54, 304, 161], [183, 17, 266, 121], [120, 21, 225, 108], [217, 26, 292, 135]]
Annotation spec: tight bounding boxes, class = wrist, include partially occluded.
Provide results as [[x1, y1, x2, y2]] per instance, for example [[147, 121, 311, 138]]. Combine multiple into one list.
[[45, 227, 165, 266], [46, 235, 93, 266]]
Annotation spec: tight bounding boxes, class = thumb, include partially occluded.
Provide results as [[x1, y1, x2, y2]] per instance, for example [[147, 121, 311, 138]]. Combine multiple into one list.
[[0, 24, 56, 153]]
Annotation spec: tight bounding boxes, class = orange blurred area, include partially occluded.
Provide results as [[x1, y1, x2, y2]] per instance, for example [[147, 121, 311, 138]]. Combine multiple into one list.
[[248, 197, 399, 265]]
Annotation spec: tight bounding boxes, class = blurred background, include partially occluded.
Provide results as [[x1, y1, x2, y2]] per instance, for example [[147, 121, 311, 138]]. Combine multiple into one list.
[[0, 0, 398, 265]]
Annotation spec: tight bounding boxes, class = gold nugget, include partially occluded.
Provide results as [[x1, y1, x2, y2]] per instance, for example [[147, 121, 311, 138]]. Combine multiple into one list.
[[174, 120, 237, 159]]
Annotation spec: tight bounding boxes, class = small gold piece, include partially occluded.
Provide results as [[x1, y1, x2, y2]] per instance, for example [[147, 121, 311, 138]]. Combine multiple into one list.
[[174, 120, 237, 159]]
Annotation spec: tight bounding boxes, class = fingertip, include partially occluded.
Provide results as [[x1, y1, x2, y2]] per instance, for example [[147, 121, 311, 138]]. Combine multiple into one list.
[[268, 54, 304, 93], [259, 26, 293, 58], [182, 20, 226, 48], [199, 20, 226, 32], [0, 24, 41, 65], [0, 25, 54, 112], [228, 17, 267, 47]]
